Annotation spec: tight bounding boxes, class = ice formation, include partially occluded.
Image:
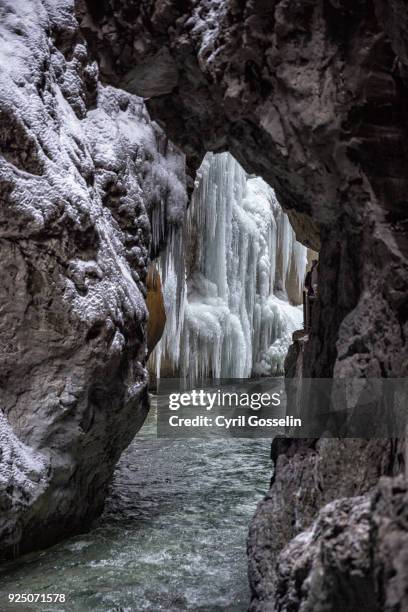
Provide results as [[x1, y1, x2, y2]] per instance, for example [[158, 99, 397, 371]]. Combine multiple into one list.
[[151, 153, 307, 384]]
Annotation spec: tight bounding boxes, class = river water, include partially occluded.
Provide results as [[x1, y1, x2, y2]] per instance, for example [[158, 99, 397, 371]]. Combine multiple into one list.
[[0, 398, 271, 612]]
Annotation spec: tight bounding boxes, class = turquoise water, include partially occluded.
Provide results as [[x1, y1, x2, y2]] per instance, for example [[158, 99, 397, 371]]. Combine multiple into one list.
[[0, 398, 271, 611]]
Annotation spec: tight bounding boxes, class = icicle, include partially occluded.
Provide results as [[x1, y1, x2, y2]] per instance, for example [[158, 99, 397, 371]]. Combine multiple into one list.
[[150, 152, 309, 385]]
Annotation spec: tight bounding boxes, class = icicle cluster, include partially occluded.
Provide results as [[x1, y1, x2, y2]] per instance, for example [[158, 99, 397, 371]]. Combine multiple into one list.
[[150, 152, 308, 384]]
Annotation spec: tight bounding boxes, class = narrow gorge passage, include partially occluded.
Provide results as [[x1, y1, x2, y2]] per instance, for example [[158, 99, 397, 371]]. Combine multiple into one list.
[[0, 152, 306, 610], [0, 401, 271, 611], [2, 2, 407, 610]]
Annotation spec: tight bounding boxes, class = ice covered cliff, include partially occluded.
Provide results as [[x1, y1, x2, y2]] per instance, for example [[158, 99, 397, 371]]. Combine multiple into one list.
[[151, 153, 307, 384], [0, 0, 186, 556]]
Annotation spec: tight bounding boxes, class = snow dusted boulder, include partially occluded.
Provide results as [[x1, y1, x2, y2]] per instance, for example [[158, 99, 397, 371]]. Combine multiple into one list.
[[0, 0, 186, 556], [0, 413, 49, 553]]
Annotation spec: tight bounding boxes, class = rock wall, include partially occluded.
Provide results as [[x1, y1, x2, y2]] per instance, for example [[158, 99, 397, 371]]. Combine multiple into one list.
[[146, 263, 166, 358], [0, 0, 186, 557], [76, 1, 408, 609], [271, 476, 408, 612], [247, 437, 402, 611]]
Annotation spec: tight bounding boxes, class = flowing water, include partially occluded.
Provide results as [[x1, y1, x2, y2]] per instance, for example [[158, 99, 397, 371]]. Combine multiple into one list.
[[0, 397, 271, 612]]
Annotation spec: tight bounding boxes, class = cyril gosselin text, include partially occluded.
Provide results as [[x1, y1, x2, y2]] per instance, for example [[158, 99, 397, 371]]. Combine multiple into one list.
[[163, 389, 302, 431]]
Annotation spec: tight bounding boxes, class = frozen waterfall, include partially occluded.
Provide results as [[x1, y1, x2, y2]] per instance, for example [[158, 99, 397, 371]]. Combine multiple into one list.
[[150, 152, 308, 385]]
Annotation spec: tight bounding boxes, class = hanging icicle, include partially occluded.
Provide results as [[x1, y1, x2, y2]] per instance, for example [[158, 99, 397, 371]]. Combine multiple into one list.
[[149, 152, 308, 385]]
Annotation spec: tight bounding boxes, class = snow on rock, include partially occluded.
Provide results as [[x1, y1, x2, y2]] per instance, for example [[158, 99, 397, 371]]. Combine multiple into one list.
[[151, 153, 307, 384], [0, 412, 49, 552], [0, 0, 186, 556]]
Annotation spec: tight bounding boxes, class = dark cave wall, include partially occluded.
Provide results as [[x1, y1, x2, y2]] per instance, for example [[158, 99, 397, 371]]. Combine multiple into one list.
[[76, 1, 408, 610]]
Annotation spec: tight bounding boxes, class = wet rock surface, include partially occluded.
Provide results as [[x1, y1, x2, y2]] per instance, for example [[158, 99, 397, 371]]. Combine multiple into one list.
[[274, 494, 377, 612], [266, 476, 408, 612], [247, 438, 402, 611]]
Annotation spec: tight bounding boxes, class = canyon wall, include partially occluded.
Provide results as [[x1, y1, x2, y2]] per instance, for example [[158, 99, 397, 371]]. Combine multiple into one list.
[[77, 1, 408, 610], [0, 0, 186, 556]]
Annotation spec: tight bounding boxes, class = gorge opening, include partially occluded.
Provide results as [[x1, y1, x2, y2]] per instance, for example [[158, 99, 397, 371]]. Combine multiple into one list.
[[0, 151, 313, 611], [148, 151, 313, 387]]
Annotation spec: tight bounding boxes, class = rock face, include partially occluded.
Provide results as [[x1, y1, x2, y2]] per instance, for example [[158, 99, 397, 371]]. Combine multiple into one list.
[[247, 437, 402, 611], [75, 1, 408, 609], [0, 0, 186, 557], [275, 494, 376, 612], [146, 263, 166, 357], [271, 477, 408, 612]]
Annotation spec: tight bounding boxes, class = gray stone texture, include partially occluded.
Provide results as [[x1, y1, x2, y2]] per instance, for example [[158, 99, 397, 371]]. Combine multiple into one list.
[[0, 0, 186, 557]]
